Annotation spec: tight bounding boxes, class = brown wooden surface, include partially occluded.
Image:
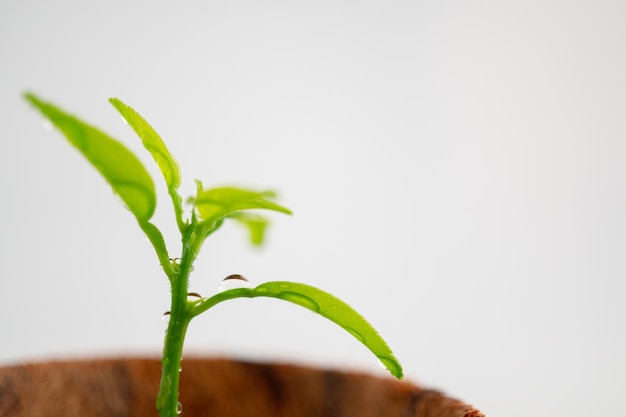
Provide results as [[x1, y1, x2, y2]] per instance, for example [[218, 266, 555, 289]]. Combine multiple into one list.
[[0, 358, 484, 417]]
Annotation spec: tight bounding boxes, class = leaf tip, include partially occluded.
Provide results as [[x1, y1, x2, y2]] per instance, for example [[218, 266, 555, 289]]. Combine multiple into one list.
[[108, 97, 126, 113], [379, 356, 404, 379], [23, 91, 39, 106]]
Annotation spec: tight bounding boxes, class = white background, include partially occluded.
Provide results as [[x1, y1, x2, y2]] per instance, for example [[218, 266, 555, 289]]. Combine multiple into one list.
[[1, 1, 625, 416]]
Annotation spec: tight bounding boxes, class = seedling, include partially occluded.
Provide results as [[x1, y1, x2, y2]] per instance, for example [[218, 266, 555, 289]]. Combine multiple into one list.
[[24, 93, 403, 417]]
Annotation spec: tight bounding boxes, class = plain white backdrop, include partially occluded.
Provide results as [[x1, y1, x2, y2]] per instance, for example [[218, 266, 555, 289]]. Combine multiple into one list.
[[1, 1, 625, 416]]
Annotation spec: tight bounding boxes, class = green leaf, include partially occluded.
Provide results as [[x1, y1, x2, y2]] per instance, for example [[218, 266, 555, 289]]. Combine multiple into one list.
[[229, 212, 270, 246], [108, 98, 181, 191], [194, 186, 292, 231], [191, 281, 403, 379], [25, 93, 156, 221]]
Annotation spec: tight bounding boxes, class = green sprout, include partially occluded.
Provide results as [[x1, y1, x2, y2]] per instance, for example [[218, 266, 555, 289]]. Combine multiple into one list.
[[24, 93, 403, 417]]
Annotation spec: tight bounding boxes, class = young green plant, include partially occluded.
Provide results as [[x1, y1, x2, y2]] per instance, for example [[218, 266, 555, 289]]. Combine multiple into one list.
[[24, 93, 403, 417]]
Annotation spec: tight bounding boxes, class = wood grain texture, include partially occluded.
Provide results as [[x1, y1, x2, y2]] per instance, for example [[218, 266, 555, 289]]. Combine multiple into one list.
[[0, 358, 484, 417]]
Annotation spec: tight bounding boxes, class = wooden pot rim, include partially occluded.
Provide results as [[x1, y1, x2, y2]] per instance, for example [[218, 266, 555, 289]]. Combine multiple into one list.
[[0, 357, 484, 417]]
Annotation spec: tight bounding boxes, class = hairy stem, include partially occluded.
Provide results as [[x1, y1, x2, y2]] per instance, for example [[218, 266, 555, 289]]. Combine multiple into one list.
[[156, 303, 190, 417], [156, 238, 197, 417]]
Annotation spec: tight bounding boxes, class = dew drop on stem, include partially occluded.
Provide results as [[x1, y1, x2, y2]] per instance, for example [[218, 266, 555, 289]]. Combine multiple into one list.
[[218, 274, 250, 292], [177, 401, 183, 415], [162, 311, 171, 324], [187, 292, 202, 302]]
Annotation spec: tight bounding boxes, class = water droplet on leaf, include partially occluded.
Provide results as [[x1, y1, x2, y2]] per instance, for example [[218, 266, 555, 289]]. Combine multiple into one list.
[[177, 401, 183, 415], [377, 356, 402, 378], [162, 311, 171, 324], [344, 326, 366, 343], [277, 291, 320, 313], [219, 274, 250, 291]]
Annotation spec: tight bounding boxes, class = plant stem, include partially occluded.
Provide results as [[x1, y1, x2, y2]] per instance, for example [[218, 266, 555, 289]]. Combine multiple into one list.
[[156, 241, 197, 417], [157, 306, 190, 417]]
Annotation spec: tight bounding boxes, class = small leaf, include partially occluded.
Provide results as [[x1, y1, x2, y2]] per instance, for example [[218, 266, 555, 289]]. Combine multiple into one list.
[[192, 281, 403, 379], [194, 186, 291, 230], [229, 213, 270, 246], [25, 93, 156, 221], [109, 98, 181, 191]]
